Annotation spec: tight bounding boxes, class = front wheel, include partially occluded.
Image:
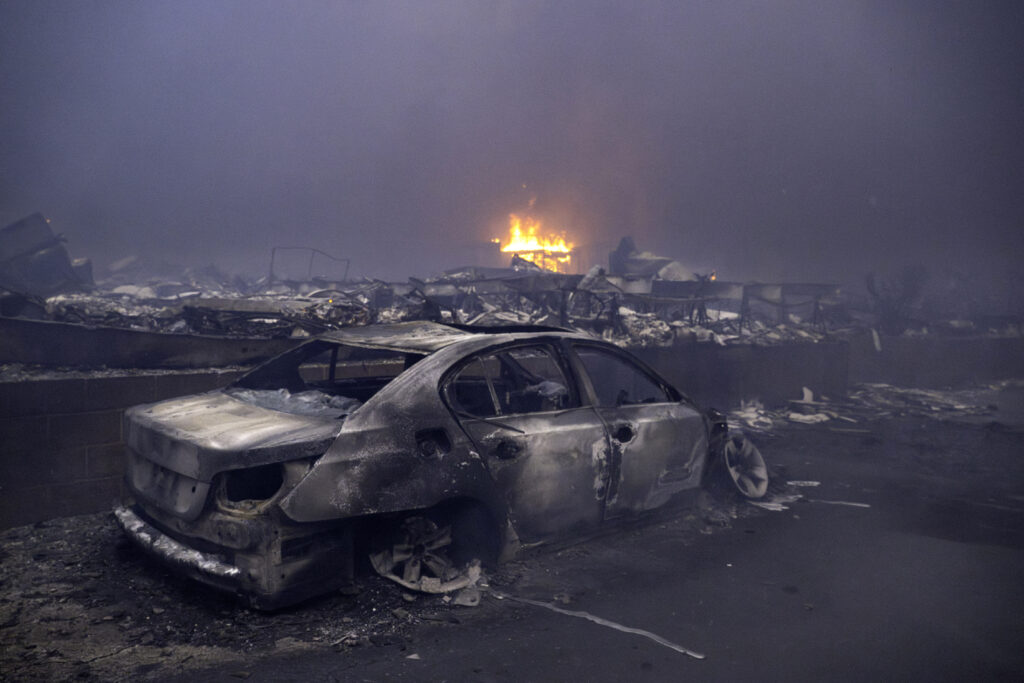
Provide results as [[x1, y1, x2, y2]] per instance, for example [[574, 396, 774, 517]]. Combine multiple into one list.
[[721, 432, 769, 499]]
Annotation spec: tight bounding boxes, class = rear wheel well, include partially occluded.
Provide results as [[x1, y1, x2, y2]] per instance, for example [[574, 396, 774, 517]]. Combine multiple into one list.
[[358, 497, 503, 572], [430, 498, 503, 568]]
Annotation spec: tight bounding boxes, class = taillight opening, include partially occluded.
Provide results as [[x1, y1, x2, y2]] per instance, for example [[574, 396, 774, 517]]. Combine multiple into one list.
[[224, 464, 284, 503]]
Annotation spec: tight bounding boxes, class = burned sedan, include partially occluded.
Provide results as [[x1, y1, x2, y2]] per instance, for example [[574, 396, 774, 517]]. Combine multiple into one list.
[[115, 322, 767, 608]]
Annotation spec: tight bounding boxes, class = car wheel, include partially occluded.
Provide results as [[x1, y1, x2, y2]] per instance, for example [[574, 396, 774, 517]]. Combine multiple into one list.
[[722, 432, 769, 499], [382, 516, 461, 587], [369, 503, 501, 592]]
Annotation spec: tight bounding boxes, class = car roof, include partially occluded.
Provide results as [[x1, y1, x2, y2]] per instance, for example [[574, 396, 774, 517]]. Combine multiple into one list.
[[318, 321, 578, 354]]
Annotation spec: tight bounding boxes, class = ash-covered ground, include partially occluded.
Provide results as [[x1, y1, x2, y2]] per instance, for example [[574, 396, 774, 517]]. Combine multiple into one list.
[[3, 381, 1022, 681], [0, 481, 764, 680]]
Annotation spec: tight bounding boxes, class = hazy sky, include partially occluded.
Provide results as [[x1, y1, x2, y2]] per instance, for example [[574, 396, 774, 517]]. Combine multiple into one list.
[[1, 0, 1021, 286]]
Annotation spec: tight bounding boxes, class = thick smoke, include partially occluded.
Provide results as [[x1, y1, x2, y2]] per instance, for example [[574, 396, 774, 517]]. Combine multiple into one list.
[[1, 0, 1021, 295]]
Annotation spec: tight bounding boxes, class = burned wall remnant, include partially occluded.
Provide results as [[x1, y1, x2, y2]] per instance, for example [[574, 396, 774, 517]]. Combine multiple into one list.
[[0, 213, 92, 298]]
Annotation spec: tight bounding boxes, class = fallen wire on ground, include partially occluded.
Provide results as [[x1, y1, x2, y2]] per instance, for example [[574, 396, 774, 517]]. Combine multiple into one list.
[[490, 591, 706, 660]]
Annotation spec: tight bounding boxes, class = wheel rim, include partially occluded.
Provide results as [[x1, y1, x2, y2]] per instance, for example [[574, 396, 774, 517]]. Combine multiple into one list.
[[384, 517, 459, 587], [724, 435, 768, 499]]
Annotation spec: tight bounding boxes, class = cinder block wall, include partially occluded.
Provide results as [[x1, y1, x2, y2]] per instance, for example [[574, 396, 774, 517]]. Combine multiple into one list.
[[631, 340, 849, 408], [0, 370, 243, 528], [848, 333, 1024, 387]]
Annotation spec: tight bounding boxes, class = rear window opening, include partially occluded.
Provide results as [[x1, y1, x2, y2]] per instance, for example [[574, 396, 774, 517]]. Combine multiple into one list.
[[230, 340, 425, 416], [226, 387, 360, 419]]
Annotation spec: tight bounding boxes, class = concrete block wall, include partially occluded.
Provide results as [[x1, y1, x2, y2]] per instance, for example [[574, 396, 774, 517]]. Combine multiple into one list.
[[0, 370, 243, 528], [848, 333, 1024, 387], [631, 340, 849, 409]]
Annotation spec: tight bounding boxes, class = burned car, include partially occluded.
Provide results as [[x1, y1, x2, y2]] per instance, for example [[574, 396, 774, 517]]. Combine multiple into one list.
[[115, 322, 767, 608]]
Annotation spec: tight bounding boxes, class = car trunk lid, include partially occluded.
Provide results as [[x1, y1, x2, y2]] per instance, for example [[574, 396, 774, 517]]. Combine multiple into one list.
[[126, 391, 345, 481], [124, 391, 345, 521]]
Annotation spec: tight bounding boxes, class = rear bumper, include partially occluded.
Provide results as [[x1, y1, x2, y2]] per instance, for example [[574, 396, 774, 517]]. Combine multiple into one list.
[[114, 505, 241, 582], [114, 504, 356, 610]]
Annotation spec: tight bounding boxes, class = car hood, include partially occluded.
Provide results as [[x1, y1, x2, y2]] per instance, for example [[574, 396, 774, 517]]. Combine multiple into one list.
[[125, 391, 344, 481]]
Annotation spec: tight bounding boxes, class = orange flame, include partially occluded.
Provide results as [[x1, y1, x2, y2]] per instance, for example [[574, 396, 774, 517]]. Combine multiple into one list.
[[497, 214, 574, 272]]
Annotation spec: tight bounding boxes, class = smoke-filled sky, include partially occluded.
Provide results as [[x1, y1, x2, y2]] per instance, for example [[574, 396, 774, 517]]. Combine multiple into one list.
[[1, 0, 1022, 287]]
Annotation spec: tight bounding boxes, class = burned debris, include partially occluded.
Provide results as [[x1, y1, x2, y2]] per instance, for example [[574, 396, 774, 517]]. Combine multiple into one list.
[[728, 380, 1018, 434], [0, 213, 93, 317], [3, 214, 1018, 376], [0, 215, 836, 354]]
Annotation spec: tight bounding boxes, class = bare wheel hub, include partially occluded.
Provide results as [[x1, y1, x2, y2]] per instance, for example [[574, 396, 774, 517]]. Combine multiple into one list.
[[370, 516, 480, 593], [723, 433, 769, 499]]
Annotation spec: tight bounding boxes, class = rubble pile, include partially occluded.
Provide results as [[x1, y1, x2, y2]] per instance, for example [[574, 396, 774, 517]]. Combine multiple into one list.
[[0, 215, 852, 347], [41, 283, 383, 337], [728, 399, 777, 433], [729, 382, 1011, 433], [845, 383, 999, 420], [10, 259, 1010, 350], [2, 216, 1019, 355], [596, 310, 843, 349], [8, 264, 834, 347], [0, 213, 93, 300]]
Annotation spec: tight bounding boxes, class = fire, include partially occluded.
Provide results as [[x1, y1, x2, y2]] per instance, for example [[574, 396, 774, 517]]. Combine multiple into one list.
[[497, 214, 574, 273]]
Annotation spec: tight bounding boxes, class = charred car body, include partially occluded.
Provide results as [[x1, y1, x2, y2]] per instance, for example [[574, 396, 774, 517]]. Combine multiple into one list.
[[115, 322, 767, 608]]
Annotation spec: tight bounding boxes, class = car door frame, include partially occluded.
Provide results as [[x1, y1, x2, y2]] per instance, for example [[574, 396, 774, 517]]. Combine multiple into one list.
[[441, 339, 614, 544], [563, 340, 710, 518]]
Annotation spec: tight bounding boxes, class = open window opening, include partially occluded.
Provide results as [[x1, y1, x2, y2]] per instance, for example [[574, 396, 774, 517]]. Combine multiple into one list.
[[229, 340, 426, 419], [446, 344, 576, 417]]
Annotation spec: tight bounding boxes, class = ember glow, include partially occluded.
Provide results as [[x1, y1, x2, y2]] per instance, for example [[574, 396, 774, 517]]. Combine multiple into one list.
[[498, 214, 574, 273]]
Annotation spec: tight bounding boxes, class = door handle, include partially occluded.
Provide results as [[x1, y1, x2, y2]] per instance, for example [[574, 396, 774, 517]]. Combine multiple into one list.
[[612, 424, 635, 443]]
